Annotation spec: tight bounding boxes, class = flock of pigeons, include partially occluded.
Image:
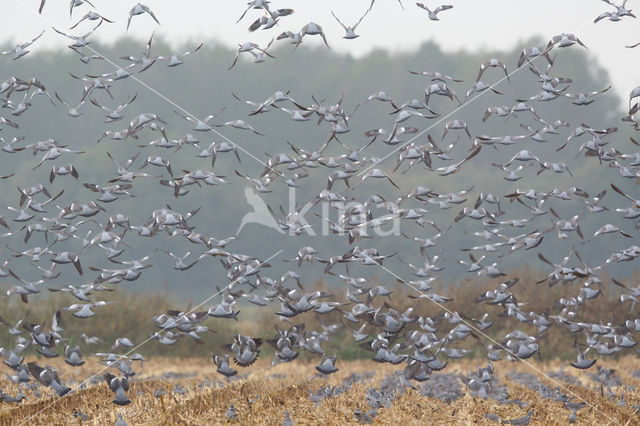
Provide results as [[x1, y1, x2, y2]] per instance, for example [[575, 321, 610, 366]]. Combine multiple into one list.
[[0, 0, 639, 423]]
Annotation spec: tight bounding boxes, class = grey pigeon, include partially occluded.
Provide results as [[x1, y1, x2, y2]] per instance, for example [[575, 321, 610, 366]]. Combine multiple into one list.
[[74, 411, 89, 421], [213, 353, 238, 377], [226, 402, 238, 420], [282, 410, 294, 426], [503, 410, 533, 425], [103, 373, 131, 406], [64, 345, 85, 367], [0, 390, 26, 403], [316, 353, 338, 375], [115, 413, 128, 426], [225, 335, 262, 367], [570, 341, 596, 370], [27, 362, 71, 397], [353, 408, 376, 423]]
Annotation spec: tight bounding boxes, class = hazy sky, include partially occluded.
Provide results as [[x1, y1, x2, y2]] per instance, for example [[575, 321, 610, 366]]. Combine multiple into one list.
[[3, 0, 639, 103]]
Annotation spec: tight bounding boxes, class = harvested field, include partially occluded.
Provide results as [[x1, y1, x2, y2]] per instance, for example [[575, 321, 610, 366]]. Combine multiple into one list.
[[3, 356, 640, 425]]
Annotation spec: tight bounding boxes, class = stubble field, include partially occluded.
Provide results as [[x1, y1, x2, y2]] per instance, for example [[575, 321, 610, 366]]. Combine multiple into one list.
[[3, 356, 640, 425]]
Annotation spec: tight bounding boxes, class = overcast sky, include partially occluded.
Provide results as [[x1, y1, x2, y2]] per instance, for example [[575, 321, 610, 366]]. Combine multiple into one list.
[[3, 0, 639, 104]]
